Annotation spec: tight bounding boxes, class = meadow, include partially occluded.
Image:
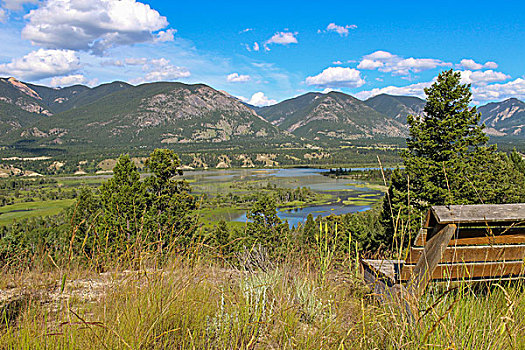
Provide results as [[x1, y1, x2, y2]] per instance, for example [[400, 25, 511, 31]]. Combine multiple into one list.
[[1, 248, 524, 349]]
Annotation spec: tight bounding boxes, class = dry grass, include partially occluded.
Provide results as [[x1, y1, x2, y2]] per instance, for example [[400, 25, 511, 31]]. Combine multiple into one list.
[[1, 255, 524, 349]]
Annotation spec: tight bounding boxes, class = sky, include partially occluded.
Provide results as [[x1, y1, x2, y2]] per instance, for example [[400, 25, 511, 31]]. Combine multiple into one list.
[[0, 0, 523, 106]]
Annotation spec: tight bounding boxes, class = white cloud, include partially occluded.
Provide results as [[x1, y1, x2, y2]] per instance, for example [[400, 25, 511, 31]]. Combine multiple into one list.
[[0, 49, 80, 80], [459, 59, 498, 70], [305, 67, 365, 88], [253, 42, 259, 51], [263, 31, 298, 50], [472, 78, 525, 102], [324, 23, 357, 36], [1, 0, 38, 11], [357, 58, 383, 70], [125, 57, 148, 65], [50, 74, 87, 87], [240, 92, 277, 107], [0, 8, 6, 22], [460, 70, 511, 86], [240, 28, 253, 33], [358, 50, 450, 76], [154, 28, 176, 43], [355, 81, 433, 100], [322, 87, 341, 93], [227, 73, 250, 83], [131, 57, 190, 83], [22, 0, 170, 54]]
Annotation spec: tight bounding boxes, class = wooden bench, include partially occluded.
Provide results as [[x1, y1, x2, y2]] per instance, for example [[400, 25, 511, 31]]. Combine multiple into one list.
[[361, 203, 525, 300]]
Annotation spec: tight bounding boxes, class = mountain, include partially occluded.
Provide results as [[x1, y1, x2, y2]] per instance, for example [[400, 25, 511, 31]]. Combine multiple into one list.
[[0, 77, 55, 135], [257, 91, 407, 140], [479, 98, 525, 136], [27, 81, 130, 114], [364, 94, 425, 123], [3, 81, 283, 150]]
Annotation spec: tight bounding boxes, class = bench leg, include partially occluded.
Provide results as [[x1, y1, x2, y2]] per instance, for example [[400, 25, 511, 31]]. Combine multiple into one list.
[[406, 223, 457, 299]]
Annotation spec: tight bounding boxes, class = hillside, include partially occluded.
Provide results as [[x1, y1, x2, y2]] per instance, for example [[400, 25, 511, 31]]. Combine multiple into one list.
[[478, 98, 525, 136], [257, 91, 407, 141], [5, 81, 283, 151], [364, 94, 425, 123]]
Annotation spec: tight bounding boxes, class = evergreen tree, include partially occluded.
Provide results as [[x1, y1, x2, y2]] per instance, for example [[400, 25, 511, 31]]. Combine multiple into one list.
[[144, 149, 197, 246], [99, 155, 146, 243], [382, 70, 525, 249], [246, 194, 289, 254]]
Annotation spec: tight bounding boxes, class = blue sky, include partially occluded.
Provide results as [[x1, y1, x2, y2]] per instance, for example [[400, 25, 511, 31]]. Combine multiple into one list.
[[0, 0, 523, 105]]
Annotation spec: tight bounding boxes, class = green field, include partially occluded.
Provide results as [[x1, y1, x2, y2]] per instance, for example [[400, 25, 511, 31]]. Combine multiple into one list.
[[0, 199, 74, 225]]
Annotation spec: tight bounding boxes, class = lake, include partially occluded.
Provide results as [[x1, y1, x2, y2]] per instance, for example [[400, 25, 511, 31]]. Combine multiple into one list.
[[182, 168, 385, 227]]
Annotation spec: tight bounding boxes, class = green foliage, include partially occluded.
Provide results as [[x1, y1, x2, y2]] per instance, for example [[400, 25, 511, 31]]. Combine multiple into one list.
[[244, 194, 290, 255], [383, 70, 525, 250], [510, 148, 525, 175], [99, 154, 146, 243]]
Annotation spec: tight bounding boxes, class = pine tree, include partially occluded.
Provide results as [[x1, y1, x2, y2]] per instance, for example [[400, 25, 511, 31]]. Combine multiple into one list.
[[99, 154, 146, 243], [382, 70, 525, 249]]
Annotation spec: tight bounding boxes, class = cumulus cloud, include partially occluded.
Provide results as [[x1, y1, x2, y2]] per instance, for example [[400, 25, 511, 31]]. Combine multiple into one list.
[[355, 75, 525, 103], [248, 92, 277, 106], [131, 57, 190, 84], [2, 0, 38, 11], [22, 0, 171, 54], [263, 31, 298, 50], [50, 74, 87, 87], [460, 70, 510, 86], [253, 42, 260, 51], [472, 78, 525, 101], [459, 59, 498, 70], [357, 50, 450, 76], [227, 73, 250, 83], [0, 49, 80, 80], [355, 81, 433, 100], [357, 58, 383, 70], [0, 8, 6, 22], [305, 67, 365, 88], [324, 23, 357, 36], [154, 28, 176, 43], [239, 92, 277, 107]]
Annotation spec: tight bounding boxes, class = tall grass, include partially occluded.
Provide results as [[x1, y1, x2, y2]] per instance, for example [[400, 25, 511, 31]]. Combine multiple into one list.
[[1, 250, 525, 349]]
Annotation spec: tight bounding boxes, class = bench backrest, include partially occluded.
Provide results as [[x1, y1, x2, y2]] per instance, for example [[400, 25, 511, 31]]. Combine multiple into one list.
[[398, 204, 525, 294]]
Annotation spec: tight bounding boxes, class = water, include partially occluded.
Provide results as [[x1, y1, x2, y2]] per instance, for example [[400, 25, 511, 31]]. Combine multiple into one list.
[[182, 167, 384, 227]]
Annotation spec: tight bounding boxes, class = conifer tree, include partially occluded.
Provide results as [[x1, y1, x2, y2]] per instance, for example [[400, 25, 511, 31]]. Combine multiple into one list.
[[382, 70, 525, 248]]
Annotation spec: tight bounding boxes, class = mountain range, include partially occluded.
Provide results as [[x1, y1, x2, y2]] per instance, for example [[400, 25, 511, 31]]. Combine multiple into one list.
[[0, 77, 523, 155]]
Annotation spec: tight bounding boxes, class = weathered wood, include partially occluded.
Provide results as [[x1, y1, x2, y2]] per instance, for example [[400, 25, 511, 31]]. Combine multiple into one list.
[[450, 234, 525, 246], [400, 261, 525, 281], [428, 204, 525, 225], [405, 224, 457, 298], [413, 228, 427, 247], [360, 259, 399, 281], [405, 245, 525, 265]]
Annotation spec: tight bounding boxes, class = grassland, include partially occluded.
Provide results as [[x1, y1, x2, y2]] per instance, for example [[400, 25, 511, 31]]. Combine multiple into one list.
[[0, 199, 74, 226], [1, 256, 524, 349]]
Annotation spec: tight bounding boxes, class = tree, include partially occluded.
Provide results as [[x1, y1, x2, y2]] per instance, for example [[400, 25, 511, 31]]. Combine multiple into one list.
[[245, 194, 289, 254], [143, 149, 197, 247], [382, 70, 525, 249], [99, 154, 146, 243]]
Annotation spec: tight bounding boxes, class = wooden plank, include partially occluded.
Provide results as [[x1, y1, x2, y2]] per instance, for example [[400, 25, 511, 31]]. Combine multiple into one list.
[[450, 234, 525, 246], [413, 228, 427, 247], [406, 245, 525, 264], [361, 259, 396, 281], [431, 204, 525, 225], [406, 224, 457, 298], [400, 261, 525, 281]]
